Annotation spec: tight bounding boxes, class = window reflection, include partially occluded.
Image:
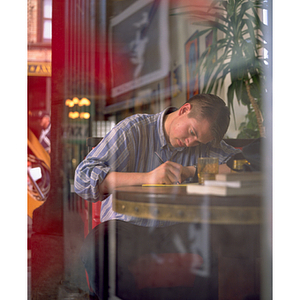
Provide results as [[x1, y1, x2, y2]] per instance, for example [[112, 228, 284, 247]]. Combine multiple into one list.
[[43, 0, 52, 42], [28, 0, 271, 299]]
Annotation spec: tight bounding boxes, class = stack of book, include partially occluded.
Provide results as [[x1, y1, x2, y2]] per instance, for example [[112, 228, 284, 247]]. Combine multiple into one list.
[[186, 172, 263, 196]]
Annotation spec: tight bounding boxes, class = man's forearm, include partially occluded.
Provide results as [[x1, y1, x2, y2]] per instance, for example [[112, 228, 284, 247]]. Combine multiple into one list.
[[100, 164, 197, 194], [100, 172, 148, 195]]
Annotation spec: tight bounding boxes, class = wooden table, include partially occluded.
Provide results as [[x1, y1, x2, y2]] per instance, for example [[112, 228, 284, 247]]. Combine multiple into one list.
[[112, 185, 262, 300], [113, 185, 261, 225]]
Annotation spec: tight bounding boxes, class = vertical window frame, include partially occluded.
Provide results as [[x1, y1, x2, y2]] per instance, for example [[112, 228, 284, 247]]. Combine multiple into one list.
[[38, 0, 52, 44]]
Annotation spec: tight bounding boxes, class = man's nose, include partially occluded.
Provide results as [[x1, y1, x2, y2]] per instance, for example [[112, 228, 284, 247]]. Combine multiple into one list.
[[186, 136, 197, 147]]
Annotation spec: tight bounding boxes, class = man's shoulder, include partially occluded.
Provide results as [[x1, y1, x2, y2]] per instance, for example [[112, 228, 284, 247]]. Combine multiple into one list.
[[119, 112, 160, 129]]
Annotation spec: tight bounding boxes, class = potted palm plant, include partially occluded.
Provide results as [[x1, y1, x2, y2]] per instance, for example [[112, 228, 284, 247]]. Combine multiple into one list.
[[184, 0, 268, 138]]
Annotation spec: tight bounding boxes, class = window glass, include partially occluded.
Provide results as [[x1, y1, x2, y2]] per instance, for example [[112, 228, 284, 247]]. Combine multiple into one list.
[[27, 1, 272, 299], [43, 0, 52, 42], [44, 0, 52, 18], [43, 20, 52, 40]]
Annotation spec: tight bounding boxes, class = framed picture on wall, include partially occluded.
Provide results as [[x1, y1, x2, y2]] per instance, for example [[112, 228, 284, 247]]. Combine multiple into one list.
[[109, 0, 169, 98], [185, 31, 200, 101]]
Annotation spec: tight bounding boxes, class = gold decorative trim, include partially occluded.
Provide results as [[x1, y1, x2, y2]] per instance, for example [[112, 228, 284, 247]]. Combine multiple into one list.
[[28, 62, 51, 77], [113, 199, 261, 225]]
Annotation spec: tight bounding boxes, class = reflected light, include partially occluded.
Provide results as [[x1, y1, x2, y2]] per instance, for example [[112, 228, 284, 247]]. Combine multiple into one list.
[[72, 97, 79, 104], [79, 98, 91, 106], [65, 99, 74, 107], [65, 97, 91, 107], [69, 111, 80, 119], [80, 112, 90, 119]]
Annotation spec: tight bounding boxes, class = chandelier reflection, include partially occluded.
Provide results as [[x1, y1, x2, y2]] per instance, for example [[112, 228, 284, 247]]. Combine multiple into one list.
[[66, 97, 91, 119], [65, 97, 91, 107]]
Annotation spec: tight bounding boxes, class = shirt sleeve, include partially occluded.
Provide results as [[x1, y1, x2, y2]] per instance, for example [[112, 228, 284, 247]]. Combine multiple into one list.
[[74, 123, 134, 201]]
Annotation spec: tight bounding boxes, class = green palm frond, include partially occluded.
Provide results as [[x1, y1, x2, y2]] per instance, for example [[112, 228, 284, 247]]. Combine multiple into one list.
[[189, 0, 267, 137]]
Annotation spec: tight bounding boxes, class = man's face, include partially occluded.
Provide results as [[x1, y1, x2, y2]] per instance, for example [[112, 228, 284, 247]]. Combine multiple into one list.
[[167, 104, 214, 148], [39, 116, 49, 129]]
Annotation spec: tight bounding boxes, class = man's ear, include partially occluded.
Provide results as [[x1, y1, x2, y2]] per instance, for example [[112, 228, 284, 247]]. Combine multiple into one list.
[[178, 103, 192, 115]]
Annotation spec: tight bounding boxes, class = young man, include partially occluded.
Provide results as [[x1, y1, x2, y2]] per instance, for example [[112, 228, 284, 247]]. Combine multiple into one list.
[[75, 94, 240, 299], [75, 93, 239, 226]]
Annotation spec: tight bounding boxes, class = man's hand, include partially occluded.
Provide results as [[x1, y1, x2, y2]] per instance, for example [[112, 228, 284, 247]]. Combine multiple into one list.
[[99, 162, 196, 195], [146, 161, 195, 184]]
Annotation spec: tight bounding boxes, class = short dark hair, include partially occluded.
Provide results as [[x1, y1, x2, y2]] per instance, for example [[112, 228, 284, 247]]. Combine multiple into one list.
[[185, 94, 230, 145]]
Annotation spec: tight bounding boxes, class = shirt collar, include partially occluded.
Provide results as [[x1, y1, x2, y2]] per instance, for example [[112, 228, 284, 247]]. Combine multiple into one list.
[[42, 123, 51, 133], [157, 106, 178, 150]]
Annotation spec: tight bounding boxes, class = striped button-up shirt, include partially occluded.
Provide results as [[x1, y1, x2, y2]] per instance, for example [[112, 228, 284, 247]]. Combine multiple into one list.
[[74, 107, 240, 226], [39, 124, 51, 153]]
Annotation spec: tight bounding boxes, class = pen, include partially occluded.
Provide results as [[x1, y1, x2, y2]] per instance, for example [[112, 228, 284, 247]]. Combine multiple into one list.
[[154, 151, 164, 164], [154, 151, 180, 184]]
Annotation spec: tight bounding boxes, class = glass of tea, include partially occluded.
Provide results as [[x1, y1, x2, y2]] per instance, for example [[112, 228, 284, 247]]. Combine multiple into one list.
[[197, 157, 219, 185]]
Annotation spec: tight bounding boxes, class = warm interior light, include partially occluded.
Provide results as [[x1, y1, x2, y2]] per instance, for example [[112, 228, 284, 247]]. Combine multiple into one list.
[[65, 99, 74, 107], [72, 97, 79, 104], [65, 97, 91, 107], [80, 112, 90, 119], [69, 111, 79, 119], [79, 97, 91, 106], [65, 99, 71, 106]]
